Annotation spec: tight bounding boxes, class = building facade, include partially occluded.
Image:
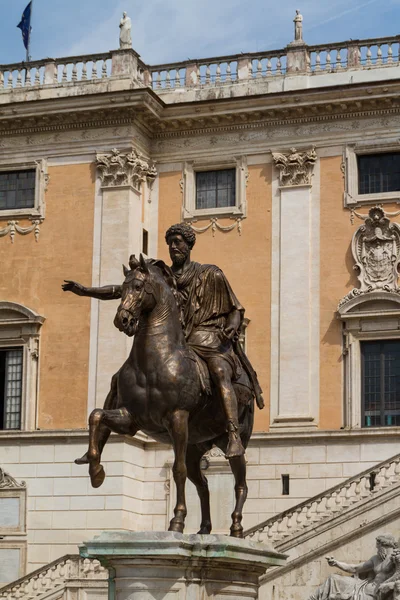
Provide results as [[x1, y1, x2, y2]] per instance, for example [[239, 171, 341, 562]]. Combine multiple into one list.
[[1, 13, 400, 588]]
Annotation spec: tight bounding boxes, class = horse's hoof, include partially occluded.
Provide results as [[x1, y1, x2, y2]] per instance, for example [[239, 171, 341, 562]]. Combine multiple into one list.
[[198, 526, 212, 535], [168, 518, 185, 534], [89, 464, 105, 488], [75, 452, 89, 465], [230, 524, 244, 538]]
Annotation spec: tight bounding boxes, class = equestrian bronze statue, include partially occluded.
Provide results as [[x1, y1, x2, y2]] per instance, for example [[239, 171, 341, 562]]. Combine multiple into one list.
[[62, 223, 264, 537]]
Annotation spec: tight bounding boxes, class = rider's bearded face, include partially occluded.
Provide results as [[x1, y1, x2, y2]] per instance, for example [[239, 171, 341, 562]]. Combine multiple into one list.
[[168, 234, 190, 267]]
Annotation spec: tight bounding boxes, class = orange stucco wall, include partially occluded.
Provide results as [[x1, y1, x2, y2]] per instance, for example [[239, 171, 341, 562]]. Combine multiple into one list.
[[0, 163, 95, 429], [319, 156, 400, 429], [158, 165, 272, 431], [319, 156, 350, 429]]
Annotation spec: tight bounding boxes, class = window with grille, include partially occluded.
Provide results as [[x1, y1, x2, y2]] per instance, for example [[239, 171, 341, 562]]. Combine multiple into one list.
[[0, 348, 23, 430], [0, 170, 35, 211], [358, 153, 400, 195], [361, 340, 400, 427], [195, 169, 236, 210]]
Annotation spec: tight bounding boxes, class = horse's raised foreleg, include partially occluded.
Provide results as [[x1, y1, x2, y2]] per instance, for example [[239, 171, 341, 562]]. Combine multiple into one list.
[[167, 409, 189, 534], [76, 372, 118, 466], [87, 407, 138, 489], [186, 445, 212, 535], [229, 454, 248, 538]]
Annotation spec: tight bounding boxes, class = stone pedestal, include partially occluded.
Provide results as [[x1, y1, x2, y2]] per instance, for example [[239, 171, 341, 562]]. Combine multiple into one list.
[[80, 531, 286, 600], [286, 42, 310, 74]]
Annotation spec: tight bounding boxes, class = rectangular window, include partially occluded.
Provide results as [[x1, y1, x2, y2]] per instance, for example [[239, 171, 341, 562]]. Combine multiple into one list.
[[0, 348, 23, 430], [195, 169, 236, 210], [281, 474, 290, 496], [142, 229, 149, 256], [358, 153, 400, 195], [361, 340, 400, 427], [0, 170, 35, 211]]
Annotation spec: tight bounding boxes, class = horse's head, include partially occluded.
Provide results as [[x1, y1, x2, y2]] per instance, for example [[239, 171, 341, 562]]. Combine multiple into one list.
[[114, 254, 158, 337], [114, 254, 177, 337]]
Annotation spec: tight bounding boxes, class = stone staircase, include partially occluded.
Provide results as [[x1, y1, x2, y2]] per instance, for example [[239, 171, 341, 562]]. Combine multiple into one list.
[[0, 555, 108, 600], [244, 451, 400, 547]]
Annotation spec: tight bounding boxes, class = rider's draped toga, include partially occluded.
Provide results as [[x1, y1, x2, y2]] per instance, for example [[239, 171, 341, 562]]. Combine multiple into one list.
[[173, 262, 244, 380]]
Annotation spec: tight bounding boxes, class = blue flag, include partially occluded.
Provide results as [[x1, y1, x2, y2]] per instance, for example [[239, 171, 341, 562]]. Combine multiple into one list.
[[17, 2, 32, 51]]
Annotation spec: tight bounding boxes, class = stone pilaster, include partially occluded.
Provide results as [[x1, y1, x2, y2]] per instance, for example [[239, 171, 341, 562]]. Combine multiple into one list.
[[271, 148, 319, 429], [94, 148, 157, 406]]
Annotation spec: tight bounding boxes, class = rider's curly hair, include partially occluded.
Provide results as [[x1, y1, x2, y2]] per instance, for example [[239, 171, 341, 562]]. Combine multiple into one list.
[[165, 223, 196, 250]]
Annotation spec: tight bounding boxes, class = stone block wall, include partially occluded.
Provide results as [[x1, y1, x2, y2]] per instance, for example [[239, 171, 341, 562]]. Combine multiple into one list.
[[1, 430, 399, 573]]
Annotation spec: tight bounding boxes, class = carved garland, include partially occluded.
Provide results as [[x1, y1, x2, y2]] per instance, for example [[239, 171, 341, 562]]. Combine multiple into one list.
[[0, 219, 43, 243], [188, 217, 243, 237], [272, 146, 317, 187], [96, 148, 157, 190], [339, 206, 400, 308]]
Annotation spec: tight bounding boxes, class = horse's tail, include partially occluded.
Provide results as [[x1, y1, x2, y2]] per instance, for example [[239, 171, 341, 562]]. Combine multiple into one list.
[[234, 340, 265, 410], [239, 390, 254, 450]]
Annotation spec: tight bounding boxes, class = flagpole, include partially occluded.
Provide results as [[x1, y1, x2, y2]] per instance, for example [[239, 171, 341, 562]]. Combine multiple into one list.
[[26, 0, 32, 62]]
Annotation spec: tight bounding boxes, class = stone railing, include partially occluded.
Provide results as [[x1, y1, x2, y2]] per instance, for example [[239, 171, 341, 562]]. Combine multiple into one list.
[[148, 48, 287, 89], [0, 555, 108, 599], [148, 34, 400, 89], [0, 53, 113, 90], [244, 452, 400, 545], [1, 33, 399, 94], [308, 35, 400, 73]]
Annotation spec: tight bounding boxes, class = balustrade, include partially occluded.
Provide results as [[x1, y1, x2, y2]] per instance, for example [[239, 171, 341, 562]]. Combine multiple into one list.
[[0, 33, 399, 95], [148, 50, 286, 90], [0, 556, 107, 600], [0, 53, 112, 90], [244, 453, 400, 546]]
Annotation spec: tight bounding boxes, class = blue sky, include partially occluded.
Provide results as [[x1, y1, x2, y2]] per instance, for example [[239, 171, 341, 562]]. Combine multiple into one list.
[[0, 0, 399, 66]]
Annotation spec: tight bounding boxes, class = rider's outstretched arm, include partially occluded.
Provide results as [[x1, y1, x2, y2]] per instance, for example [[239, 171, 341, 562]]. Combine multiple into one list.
[[62, 281, 122, 300]]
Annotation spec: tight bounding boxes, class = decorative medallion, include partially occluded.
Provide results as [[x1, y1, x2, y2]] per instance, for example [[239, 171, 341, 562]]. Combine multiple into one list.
[[339, 206, 400, 308], [96, 148, 157, 189], [272, 147, 317, 187]]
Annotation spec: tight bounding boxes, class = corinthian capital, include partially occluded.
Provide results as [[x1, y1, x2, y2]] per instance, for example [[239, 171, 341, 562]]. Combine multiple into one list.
[[96, 148, 157, 189], [272, 147, 317, 187]]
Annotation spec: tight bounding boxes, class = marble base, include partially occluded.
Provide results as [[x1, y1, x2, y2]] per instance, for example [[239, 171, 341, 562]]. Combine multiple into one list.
[[80, 531, 287, 600]]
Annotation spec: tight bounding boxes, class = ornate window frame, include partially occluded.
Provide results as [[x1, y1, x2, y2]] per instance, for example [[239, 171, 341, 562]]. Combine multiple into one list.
[[338, 293, 400, 428], [0, 303, 45, 431], [181, 156, 248, 220], [343, 143, 400, 207], [0, 468, 27, 585], [0, 159, 48, 220]]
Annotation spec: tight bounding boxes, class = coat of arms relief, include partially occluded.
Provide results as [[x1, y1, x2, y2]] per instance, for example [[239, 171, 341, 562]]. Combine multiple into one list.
[[339, 206, 400, 308]]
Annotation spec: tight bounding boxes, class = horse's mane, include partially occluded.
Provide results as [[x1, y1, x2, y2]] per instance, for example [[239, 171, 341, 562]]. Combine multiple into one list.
[[125, 255, 183, 325], [147, 259, 184, 326]]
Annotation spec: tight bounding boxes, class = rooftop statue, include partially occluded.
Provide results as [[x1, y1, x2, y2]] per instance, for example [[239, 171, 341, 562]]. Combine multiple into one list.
[[309, 535, 399, 600], [294, 10, 303, 42], [62, 223, 264, 538], [119, 11, 132, 49]]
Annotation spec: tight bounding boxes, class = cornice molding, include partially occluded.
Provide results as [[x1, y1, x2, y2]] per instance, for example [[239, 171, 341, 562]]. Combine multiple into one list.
[[1, 80, 400, 140], [2, 104, 400, 143], [152, 105, 400, 139]]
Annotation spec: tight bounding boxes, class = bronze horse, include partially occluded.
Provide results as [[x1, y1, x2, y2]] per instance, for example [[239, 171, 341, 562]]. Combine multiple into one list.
[[83, 255, 254, 537]]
